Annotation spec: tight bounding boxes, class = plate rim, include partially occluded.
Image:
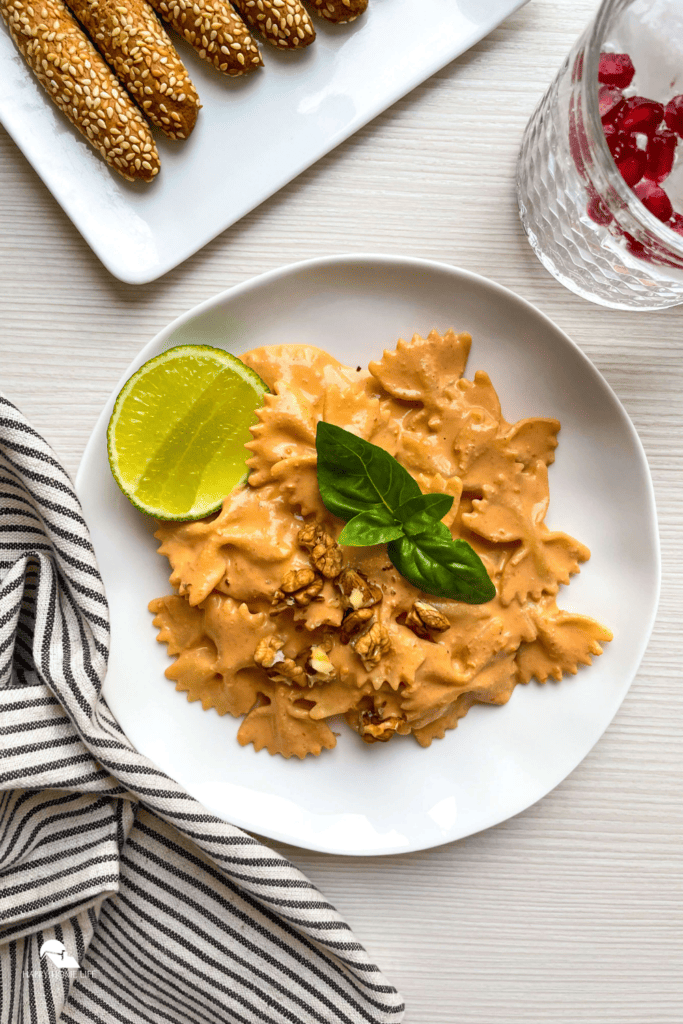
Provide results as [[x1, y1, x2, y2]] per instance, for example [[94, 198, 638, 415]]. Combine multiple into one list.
[[76, 253, 662, 855]]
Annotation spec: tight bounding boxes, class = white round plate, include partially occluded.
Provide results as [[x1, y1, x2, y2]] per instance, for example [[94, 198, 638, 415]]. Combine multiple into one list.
[[76, 255, 660, 856]]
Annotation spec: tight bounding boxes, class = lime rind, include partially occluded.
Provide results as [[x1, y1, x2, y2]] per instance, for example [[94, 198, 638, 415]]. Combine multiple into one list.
[[107, 344, 268, 521]]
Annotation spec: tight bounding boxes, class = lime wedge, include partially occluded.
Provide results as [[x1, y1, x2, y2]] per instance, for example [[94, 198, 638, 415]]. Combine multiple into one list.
[[107, 345, 268, 520]]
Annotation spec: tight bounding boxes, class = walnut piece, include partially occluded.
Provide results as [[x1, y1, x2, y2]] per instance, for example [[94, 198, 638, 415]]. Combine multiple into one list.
[[353, 621, 391, 669], [340, 607, 374, 645], [359, 702, 402, 743], [298, 522, 343, 579], [314, 545, 344, 579], [404, 600, 451, 640], [272, 567, 324, 613], [360, 717, 402, 742], [304, 639, 337, 684], [254, 635, 305, 684], [298, 521, 325, 551], [269, 660, 306, 685], [254, 636, 285, 669], [336, 568, 382, 610]]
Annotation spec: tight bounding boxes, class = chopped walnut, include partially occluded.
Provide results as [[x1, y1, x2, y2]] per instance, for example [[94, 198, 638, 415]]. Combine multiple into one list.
[[353, 621, 391, 669], [298, 521, 325, 551], [314, 545, 344, 579], [340, 607, 374, 645], [304, 640, 337, 684], [360, 717, 402, 742], [280, 567, 319, 595], [254, 635, 304, 684], [271, 567, 324, 613], [336, 568, 382, 611], [358, 702, 402, 743], [269, 660, 306, 686], [254, 636, 285, 669], [404, 600, 451, 640], [298, 522, 343, 579]]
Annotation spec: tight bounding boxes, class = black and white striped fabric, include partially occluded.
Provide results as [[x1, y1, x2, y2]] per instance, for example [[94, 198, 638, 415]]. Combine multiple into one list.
[[0, 395, 405, 1024]]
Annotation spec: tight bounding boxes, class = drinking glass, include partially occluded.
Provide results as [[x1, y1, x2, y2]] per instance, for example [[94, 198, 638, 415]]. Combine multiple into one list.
[[517, 0, 683, 310]]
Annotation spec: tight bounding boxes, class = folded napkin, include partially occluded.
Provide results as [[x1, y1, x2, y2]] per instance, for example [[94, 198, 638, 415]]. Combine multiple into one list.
[[0, 395, 405, 1024]]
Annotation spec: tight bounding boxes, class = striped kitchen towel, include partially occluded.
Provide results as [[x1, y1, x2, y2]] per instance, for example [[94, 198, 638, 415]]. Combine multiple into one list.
[[0, 394, 405, 1024]]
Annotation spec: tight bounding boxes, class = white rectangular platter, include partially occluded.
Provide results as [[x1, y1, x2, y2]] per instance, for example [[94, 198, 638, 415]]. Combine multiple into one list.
[[0, 0, 526, 283]]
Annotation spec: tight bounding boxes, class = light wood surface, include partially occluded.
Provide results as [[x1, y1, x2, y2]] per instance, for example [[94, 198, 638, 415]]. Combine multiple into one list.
[[1, 1, 681, 1021]]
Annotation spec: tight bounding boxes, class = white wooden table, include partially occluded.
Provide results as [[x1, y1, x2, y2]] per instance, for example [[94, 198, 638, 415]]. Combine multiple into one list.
[[1, 1, 681, 1020]]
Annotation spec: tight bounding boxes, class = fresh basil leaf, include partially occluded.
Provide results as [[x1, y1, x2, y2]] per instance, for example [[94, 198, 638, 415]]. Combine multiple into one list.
[[316, 422, 494, 604], [394, 493, 454, 537], [394, 493, 454, 522], [316, 422, 420, 521], [402, 515, 451, 540], [338, 508, 405, 546], [388, 533, 496, 604]]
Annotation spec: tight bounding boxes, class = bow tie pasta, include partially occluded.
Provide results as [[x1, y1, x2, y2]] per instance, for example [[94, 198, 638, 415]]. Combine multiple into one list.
[[149, 330, 612, 759]]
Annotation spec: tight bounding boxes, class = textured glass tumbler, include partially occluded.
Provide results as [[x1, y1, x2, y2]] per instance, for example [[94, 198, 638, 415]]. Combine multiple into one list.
[[517, 0, 683, 310]]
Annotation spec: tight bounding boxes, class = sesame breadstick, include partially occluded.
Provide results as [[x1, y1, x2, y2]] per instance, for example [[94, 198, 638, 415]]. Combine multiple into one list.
[[0, 0, 160, 181], [306, 0, 366, 23], [231, 0, 315, 50], [147, 0, 262, 75], [63, 0, 200, 139]]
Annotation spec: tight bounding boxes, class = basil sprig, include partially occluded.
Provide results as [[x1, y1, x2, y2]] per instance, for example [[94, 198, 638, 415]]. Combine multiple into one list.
[[315, 423, 495, 604]]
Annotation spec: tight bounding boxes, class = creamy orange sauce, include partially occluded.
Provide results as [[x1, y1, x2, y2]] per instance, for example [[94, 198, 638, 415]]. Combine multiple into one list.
[[149, 330, 612, 758]]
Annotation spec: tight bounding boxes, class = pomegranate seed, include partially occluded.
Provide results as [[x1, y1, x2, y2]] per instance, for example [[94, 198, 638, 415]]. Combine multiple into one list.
[[616, 97, 665, 136], [603, 122, 618, 151], [645, 128, 677, 183], [664, 95, 683, 138], [633, 180, 674, 221], [618, 229, 648, 259], [586, 192, 613, 225], [668, 212, 683, 236], [599, 85, 626, 125], [617, 149, 647, 186], [617, 226, 681, 268], [603, 123, 637, 161], [603, 122, 616, 139], [598, 52, 635, 89]]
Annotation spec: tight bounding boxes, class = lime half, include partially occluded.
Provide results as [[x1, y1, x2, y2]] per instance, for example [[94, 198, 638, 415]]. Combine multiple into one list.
[[107, 345, 268, 520]]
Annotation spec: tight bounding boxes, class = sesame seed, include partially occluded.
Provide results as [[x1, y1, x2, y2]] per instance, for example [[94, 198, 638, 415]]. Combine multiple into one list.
[[36, 0, 202, 139], [2, 0, 160, 179], [231, 0, 314, 50], [145, 0, 263, 73]]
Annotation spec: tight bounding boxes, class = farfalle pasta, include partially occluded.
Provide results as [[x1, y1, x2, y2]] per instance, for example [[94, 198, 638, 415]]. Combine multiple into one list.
[[149, 330, 612, 758]]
